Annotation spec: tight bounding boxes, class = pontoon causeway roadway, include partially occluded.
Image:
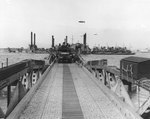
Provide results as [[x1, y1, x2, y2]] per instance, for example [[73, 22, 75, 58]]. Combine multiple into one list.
[[8, 63, 142, 119]]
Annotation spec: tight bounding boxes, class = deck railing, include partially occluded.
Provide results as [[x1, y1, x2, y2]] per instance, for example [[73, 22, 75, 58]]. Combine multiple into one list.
[[0, 55, 55, 118], [78, 56, 143, 119]]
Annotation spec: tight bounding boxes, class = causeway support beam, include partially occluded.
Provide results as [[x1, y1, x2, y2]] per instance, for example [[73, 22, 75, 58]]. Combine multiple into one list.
[[7, 85, 11, 107]]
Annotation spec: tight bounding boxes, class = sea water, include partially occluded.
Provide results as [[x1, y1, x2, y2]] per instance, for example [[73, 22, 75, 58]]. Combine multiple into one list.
[[0, 52, 49, 67], [82, 52, 150, 68], [1, 52, 149, 67]]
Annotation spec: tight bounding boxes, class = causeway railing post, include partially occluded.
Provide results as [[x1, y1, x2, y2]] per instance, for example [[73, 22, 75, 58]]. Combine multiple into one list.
[[29, 71, 33, 88], [28, 71, 32, 89], [37, 68, 40, 80], [18, 80, 26, 101], [7, 85, 11, 107], [1, 63, 3, 68], [6, 58, 8, 67]]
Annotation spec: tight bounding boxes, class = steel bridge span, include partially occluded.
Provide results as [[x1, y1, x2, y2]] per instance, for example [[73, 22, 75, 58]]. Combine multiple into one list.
[[7, 63, 142, 119]]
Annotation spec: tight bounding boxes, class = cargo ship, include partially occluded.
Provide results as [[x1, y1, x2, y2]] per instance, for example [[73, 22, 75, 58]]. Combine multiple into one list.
[[91, 46, 135, 55]]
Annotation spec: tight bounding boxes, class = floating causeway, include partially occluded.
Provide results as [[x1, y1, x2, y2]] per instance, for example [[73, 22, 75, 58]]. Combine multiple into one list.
[[17, 63, 139, 119]]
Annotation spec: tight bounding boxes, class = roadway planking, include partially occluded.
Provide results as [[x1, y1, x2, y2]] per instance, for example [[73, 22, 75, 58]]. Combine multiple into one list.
[[9, 63, 142, 119]]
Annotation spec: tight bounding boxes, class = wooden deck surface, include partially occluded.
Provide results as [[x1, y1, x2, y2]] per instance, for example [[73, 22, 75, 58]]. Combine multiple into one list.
[[17, 63, 130, 119]]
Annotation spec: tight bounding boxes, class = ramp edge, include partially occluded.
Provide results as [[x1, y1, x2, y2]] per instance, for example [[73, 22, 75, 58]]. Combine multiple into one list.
[[6, 63, 55, 119], [80, 64, 143, 119]]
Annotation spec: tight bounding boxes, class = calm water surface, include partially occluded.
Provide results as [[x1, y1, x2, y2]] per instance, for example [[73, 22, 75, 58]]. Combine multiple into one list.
[[0, 52, 150, 68], [0, 52, 49, 67], [82, 52, 150, 68]]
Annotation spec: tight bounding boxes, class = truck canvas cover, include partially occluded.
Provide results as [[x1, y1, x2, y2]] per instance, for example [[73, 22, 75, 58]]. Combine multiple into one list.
[[120, 56, 150, 82]]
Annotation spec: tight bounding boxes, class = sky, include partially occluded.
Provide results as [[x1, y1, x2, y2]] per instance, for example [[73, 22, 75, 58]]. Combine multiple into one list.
[[1, 0, 150, 49]]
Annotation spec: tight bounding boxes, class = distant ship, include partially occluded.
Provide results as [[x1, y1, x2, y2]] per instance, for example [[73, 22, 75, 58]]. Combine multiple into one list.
[[92, 52, 135, 55], [91, 46, 135, 55]]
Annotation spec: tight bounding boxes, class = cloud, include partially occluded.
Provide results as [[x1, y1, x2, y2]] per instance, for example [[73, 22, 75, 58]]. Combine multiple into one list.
[[6, 0, 12, 4]]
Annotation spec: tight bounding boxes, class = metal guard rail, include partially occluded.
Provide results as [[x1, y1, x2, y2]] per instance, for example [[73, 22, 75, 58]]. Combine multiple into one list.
[[78, 56, 142, 119], [6, 58, 56, 119], [0, 59, 45, 90]]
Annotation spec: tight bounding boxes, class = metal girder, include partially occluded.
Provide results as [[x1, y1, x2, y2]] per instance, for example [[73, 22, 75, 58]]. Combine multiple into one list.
[[0, 107, 4, 118], [5, 81, 26, 117], [0, 68, 28, 90], [0, 60, 45, 90]]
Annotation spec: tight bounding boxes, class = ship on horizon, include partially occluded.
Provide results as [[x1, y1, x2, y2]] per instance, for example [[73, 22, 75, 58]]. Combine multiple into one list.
[[91, 46, 135, 55]]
